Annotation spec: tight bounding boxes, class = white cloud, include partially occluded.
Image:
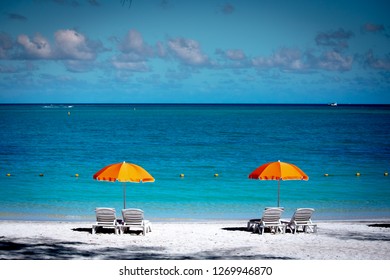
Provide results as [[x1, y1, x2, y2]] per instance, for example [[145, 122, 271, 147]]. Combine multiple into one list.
[[119, 29, 153, 58], [111, 29, 154, 72], [315, 28, 354, 50], [315, 51, 353, 71], [168, 37, 209, 66], [112, 61, 149, 72], [225, 49, 246, 60], [251, 48, 353, 73], [54, 29, 96, 60], [364, 50, 390, 70], [17, 33, 52, 59], [216, 49, 246, 61], [361, 23, 385, 33], [252, 48, 306, 71], [14, 29, 101, 61]]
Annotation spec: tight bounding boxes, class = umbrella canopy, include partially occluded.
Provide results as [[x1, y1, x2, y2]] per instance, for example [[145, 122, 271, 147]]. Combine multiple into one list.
[[93, 161, 155, 208], [248, 160, 308, 207]]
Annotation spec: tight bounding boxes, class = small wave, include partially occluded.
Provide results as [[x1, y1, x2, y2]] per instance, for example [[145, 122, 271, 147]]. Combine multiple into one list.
[[42, 105, 74, 109]]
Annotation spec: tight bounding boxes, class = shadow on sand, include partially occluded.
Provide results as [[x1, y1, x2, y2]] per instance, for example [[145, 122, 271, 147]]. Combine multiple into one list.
[[221, 226, 284, 234], [221, 227, 249, 232], [368, 224, 390, 228], [0, 234, 292, 260]]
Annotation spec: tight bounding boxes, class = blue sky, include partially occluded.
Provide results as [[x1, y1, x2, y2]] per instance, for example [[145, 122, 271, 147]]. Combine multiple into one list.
[[0, 0, 389, 103]]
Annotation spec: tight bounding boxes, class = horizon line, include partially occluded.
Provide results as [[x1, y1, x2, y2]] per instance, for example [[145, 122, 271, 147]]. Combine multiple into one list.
[[1, 102, 390, 106]]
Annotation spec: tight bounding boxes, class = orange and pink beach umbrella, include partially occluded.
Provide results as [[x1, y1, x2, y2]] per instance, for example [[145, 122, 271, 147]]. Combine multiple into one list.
[[93, 161, 155, 208], [248, 160, 309, 207]]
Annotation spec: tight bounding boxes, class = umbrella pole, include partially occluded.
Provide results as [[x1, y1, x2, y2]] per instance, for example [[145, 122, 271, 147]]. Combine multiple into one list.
[[123, 183, 126, 209], [277, 180, 280, 207]]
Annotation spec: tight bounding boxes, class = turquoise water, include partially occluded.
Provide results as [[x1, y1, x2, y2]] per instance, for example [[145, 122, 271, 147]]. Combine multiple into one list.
[[0, 104, 389, 221]]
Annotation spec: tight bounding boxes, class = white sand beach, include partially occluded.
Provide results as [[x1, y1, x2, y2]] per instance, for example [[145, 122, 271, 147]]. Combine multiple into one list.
[[0, 219, 389, 260]]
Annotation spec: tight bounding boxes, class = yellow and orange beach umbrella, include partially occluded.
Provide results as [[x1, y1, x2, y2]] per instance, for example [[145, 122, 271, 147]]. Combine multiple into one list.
[[93, 161, 155, 208], [248, 160, 308, 207]]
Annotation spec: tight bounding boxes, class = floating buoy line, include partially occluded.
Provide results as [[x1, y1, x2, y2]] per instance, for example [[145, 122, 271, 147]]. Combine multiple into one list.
[[3, 172, 390, 178]]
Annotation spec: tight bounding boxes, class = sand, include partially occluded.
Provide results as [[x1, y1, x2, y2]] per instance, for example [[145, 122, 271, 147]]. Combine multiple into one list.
[[0, 220, 389, 260]]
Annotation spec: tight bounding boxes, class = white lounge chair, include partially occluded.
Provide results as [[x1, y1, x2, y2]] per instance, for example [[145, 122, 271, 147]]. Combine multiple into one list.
[[247, 207, 284, 232], [120, 208, 151, 235], [282, 208, 317, 233], [92, 207, 119, 234], [248, 207, 285, 234]]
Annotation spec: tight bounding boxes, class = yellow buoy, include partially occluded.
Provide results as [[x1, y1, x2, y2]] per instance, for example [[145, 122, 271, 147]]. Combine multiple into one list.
[[324, 173, 329, 177], [68, 111, 71, 116], [75, 174, 79, 177], [356, 172, 361, 176], [180, 174, 185, 178], [214, 173, 219, 177], [385, 172, 389, 176], [6, 173, 11, 177]]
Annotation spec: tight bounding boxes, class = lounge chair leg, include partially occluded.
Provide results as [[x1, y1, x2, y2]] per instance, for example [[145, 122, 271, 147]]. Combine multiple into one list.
[[308, 225, 317, 233]]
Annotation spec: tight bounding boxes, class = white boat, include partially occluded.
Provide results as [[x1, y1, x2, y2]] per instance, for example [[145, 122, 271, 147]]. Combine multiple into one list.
[[328, 102, 337, 107]]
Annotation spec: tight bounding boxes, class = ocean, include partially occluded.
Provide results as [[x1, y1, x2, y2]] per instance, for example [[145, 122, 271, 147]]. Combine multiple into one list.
[[0, 104, 389, 221]]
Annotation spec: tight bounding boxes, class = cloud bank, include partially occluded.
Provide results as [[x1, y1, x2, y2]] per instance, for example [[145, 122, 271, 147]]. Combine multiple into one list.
[[0, 24, 388, 80]]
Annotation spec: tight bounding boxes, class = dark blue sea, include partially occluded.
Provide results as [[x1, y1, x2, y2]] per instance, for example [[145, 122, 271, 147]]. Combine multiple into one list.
[[1, 104, 389, 221]]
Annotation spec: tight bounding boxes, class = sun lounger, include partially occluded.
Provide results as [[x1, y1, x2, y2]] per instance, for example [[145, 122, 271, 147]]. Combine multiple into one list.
[[282, 208, 317, 233], [92, 207, 119, 234], [247, 207, 284, 232], [120, 208, 151, 235], [248, 207, 285, 234]]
